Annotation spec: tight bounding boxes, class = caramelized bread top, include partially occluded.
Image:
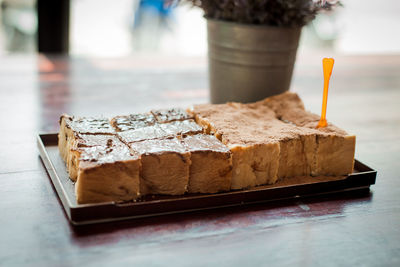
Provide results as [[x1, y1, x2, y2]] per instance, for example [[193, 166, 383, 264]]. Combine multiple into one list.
[[151, 108, 193, 123], [110, 113, 157, 132], [182, 134, 231, 154], [117, 120, 203, 144], [78, 144, 139, 168], [158, 120, 203, 136], [117, 125, 167, 144], [72, 134, 123, 148], [61, 114, 115, 135], [128, 137, 188, 156]]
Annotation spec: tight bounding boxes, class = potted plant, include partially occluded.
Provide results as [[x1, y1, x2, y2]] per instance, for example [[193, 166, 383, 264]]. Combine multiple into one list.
[[186, 0, 340, 103]]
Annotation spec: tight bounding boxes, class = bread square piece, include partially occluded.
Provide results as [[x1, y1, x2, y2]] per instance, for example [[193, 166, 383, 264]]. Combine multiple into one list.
[[182, 134, 232, 193], [313, 133, 356, 176], [75, 145, 141, 204], [110, 113, 157, 132], [68, 134, 124, 181], [128, 138, 191, 195], [151, 108, 193, 123], [58, 114, 115, 162], [263, 92, 356, 176]]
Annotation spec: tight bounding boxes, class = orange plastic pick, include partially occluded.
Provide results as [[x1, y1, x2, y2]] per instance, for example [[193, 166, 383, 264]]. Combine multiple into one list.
[[317, 57, 335, 128]]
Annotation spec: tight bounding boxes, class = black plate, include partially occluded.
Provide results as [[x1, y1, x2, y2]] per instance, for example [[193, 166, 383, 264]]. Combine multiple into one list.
[[37, 133, 377, 225]]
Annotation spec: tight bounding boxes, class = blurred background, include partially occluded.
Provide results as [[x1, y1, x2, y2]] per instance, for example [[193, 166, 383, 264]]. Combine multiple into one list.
[[0, 0, 399, 57]]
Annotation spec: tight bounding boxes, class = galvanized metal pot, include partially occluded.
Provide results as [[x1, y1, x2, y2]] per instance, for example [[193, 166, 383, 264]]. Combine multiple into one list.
[[207, 19, 301, 104]]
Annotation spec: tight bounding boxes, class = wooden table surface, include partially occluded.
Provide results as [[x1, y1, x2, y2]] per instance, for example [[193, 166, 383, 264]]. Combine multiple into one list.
[[0, 53, 399, 266]]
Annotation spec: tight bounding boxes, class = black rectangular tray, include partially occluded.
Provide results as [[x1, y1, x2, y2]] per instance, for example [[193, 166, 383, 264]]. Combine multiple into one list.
[[38, 133, 377, 225]]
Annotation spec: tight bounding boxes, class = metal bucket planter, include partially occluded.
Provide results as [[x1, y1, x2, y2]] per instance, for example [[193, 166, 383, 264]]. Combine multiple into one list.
[[207, 19, 301, 104]]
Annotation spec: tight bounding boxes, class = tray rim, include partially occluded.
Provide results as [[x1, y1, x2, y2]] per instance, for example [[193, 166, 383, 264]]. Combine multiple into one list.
[[37, 133, 377, 226]]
